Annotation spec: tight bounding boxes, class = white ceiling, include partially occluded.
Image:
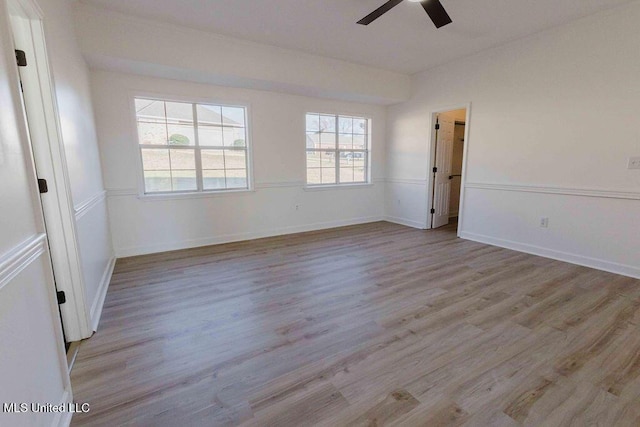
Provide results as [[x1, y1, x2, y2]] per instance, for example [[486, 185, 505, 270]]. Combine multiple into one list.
[[78, 0, 635, 74]]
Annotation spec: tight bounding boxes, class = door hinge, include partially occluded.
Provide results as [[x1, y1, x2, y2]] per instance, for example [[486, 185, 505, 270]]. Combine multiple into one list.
[[56, 291, 66, 305], [38, 178, 48, 194], [430, 208, 436, 214], [435, 123, 440, 130], [433, 167, 438, 173], [15, 50, 27, 67]]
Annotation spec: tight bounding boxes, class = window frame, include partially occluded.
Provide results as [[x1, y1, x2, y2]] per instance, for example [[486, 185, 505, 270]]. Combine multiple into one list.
[[131, 94, 254, 198], [304, 112, 371, 188]]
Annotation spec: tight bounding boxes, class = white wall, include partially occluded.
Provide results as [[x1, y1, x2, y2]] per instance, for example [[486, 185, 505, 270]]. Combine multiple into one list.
[[387, 2, 640, 278], [73, 3, 410, 105], [92, 70, 387, 257], [38, 0, 114, 331]]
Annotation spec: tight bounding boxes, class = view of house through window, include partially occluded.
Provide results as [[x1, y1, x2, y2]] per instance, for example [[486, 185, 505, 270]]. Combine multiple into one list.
[[135, 98, 249, 193], [305, 113, 369, 185]]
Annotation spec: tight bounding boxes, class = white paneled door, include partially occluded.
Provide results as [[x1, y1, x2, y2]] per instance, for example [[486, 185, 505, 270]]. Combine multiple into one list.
[[0, 1, 72, 425], [431, 114, 454, 229]]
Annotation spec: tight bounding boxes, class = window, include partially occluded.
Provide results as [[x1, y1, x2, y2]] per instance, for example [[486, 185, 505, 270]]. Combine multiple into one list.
[[135, 98, 249, 194], [305, 113, 370, 186]]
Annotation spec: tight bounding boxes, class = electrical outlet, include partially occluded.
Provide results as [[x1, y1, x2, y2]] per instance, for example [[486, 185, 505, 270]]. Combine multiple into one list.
[[628, 157, 640, 170], [540, 217, 549, 228]]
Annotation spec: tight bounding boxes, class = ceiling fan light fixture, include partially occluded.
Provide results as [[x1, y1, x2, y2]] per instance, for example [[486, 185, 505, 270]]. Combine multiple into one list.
[[357, 0, 452, 28]]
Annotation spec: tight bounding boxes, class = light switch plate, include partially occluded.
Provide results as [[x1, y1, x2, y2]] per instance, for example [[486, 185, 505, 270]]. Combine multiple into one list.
[[629, 157, 640, 169]]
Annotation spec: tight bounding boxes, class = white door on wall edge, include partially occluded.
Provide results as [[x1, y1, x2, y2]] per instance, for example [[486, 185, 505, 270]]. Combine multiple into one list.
[[0, 2, 72, 426], [431, 114, 454, 229]]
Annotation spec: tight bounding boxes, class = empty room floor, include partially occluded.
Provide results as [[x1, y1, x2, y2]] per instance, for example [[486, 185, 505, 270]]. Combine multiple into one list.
[[70, 222, 640, 426]]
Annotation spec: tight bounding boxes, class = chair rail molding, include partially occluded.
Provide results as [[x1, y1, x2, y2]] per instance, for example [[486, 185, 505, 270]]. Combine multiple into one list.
[[0, 234, 47, 290], [386, 178, 428, 186], [74, 190, 107, 220], [465, 182, 640, 200]]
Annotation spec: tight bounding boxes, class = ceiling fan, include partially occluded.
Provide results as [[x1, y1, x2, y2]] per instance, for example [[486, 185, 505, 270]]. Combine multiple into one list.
[[357, 0, 452, 28]]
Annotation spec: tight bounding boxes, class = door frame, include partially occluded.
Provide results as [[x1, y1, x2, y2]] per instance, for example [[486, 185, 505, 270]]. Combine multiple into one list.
[[8, 0, 91, 341], [427, 102, 472, 236]]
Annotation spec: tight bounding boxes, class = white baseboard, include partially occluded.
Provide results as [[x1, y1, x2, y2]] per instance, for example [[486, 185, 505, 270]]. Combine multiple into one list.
[[384, 216, 427, 230], [90, 255, 116, 331], [459, 231, 640, 279], [115, 216, 385, 257]]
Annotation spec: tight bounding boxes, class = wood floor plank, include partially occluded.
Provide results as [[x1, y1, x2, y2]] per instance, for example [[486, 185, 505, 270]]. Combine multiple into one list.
[[69, 221, 640, 426], [345, 389, 420, 426], [388, 398, 469, 427]]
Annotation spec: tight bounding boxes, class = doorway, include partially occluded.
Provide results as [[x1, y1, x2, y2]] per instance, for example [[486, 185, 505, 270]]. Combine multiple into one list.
[[8, 0, 91, 344], [429, 106, 470, 233], [10, 5, 67, 348]]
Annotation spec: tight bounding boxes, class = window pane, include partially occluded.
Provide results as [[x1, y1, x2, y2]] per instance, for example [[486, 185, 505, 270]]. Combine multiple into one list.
[[203, 170, 226, 190], [169, 149, 195, 170], [165, 101, 193, 124], [322, 151, 335, 167], [338, 116, 353, 134], [306, 150, 321, 169], [231, 134, 246, 147], [172, 170, 197, 191], [353, 118, 367, 135], [339, 151, 353, 166], [169, 150, 196, 191], [340, 167, 354, 183], [234, 128, 246, 146], [339, 133, 353, 149], [307, 168, 321, 185], [221, 106, 245, 127], [141, 148, 170, 170], [197, 105, 223, 126], [353, 134, 366, 150], [306, 114, 320, 132], [224, 149, 246, 169], [198, 125, 223, 146], [353, 155, 366, 169], [223, 127, 246, 147], [136, 99, 165, 123], [354, 166, 366, 182], [137, 121, 167, 145], [226, 169, 247, 189], [320, 132, 336, 149], [167, 124, 195, 146], [319, 115, 335, 132], [201, 149, 224, 169], [321, 167, 336, 184], [306, 132, 320, 149], [144, 170, 171, 193]]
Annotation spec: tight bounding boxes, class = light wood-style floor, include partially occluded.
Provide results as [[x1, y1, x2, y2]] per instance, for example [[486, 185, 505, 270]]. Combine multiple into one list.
[[70, 222, 640, 426]]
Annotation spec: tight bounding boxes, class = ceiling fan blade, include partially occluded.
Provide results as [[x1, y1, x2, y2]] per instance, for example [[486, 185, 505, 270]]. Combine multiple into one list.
[[421, 0, 452, 28], [357, 0, 404, 25]]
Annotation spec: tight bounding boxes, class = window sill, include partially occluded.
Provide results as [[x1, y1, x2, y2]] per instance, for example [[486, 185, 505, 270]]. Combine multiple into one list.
[[303, 183, 374, 192], [137, 188, 254, 201]]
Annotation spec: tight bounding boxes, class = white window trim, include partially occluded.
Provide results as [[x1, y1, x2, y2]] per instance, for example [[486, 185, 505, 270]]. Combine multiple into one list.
[[129, 93, 255, 199], [304, 112, 372, 188]]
